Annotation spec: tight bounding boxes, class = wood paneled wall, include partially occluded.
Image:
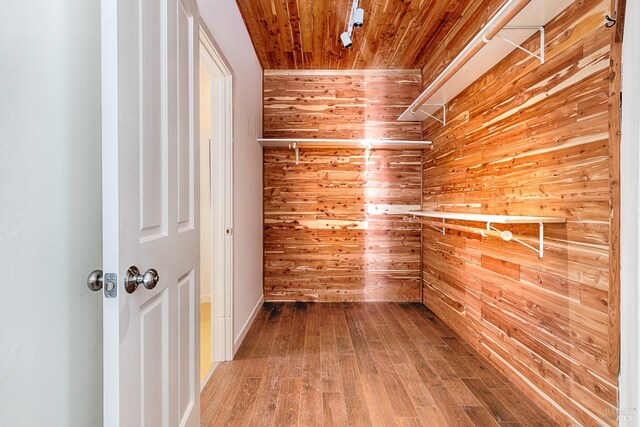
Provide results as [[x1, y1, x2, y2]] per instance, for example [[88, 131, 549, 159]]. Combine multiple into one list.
[[263, 70, 422, 140], [264, 148, 422, 302], [420, 1, 620, 425], [263, 70, 425, 302]]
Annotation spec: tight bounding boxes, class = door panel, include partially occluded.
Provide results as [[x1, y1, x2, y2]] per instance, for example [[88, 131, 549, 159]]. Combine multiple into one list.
[[101, 0, 200, 425], [177, 0, 195, 233], [140, 0, 168, 241], [178, 270, 196, 425], [140, 291, 169, 427]]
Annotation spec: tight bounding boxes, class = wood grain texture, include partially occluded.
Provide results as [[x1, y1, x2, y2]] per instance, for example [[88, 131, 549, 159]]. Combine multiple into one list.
[[201, 302, 557, 426], [264, 148, 422, 302], [263, 70, 422, 140], [420, 0, 620, 425], [236, 0, 508, 70]]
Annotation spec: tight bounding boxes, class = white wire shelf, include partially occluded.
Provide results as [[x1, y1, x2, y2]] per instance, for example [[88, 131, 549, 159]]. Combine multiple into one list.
[[259, 138, 432, 164], [408, 210, 566, 224], [258, 138, 432, 149], [405, 210, 566, 259]]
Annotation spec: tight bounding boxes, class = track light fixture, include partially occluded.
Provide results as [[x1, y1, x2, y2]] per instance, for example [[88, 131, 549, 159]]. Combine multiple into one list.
[[340, 32, 353, 49], [353, 7, 365, 28], [340, 0, 365, 48]]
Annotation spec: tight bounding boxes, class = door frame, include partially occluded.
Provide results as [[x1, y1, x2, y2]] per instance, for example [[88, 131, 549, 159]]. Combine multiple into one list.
[[199, 26, 234, 388], [619, 0, 639, 420]]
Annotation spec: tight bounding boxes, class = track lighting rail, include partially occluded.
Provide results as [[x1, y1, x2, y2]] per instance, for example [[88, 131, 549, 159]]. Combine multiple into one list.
[[340, 0, 365, 48]]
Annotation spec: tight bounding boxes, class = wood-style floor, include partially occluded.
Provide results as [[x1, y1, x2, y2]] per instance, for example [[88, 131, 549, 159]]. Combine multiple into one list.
[[201, 302, 556, 426]]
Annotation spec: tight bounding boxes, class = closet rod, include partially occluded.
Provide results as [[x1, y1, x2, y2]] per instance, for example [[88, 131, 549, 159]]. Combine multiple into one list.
[[406, 218, 514, 241]]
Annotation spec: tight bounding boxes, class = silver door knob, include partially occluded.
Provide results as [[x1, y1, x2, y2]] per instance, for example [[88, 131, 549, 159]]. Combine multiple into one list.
[[87, 270, 103, 291], [124, 266, 159, 294]]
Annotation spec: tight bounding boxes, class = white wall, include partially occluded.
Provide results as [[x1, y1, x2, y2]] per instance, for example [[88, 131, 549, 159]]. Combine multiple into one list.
[[620, 0, 640, 424], [0, 1, 103, 426], [197, 1, 264, 347], [199, 63, 213, 303]]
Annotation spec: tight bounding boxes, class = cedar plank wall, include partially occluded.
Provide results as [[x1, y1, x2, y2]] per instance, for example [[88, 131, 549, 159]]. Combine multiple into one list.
[[420, 1, 620, 425], [263, 71, 423, 301], [263, 70, 422, 139]]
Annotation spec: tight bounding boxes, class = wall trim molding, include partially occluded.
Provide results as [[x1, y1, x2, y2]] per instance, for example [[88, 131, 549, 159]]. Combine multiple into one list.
[[199, 25, 235, 362], [619, 0, 639, 420], [233, 295, 264, 355], [200, 361, 219, 391]]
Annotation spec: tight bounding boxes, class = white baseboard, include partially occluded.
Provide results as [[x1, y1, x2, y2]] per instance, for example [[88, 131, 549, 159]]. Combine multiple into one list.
[[200, 361, 219, 392], [233, 295, 264, 355], [200, 295, 212, 304]]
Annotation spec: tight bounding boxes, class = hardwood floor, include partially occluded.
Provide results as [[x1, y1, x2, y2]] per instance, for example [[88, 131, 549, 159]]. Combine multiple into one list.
[[201, 303, 557, 426]]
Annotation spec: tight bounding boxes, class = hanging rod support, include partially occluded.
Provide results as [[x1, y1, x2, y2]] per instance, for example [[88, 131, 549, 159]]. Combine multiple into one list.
[[484, 26, 545, 64], [289, 142, 300, 165], [409, 214, 446, 235], [425, 216, 446, 235], [415, 104, 446, 125], [487, 222, 545, 258], [365, 143, 373, 165]]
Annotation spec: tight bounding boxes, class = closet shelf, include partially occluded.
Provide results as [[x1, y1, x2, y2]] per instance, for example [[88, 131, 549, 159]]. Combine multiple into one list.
[[407, 210, 566, 224], [406, 210, 566, 259], [258, 138, 432, 150], [398, 0, 573, 123], [259, 138, 432, 165]]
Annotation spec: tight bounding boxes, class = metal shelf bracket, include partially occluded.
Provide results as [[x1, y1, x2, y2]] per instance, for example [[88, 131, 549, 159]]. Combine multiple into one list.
[[420, 215, 446, 235], [289, 142, 300, 165], [488, 222, 545, 258], [365, 143, 373, 165], [419, 104, 447, 126], [484, 26, 545, 64]]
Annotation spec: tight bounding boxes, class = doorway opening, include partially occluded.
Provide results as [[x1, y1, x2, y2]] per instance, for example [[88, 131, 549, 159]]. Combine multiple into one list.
[[199, 27, 234, 388]]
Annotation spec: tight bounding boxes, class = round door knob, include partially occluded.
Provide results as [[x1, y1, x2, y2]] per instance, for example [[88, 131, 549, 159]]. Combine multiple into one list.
[[87, 270, 103, 291], [142, 269, 160, 289], [124, 266, 160, 294]]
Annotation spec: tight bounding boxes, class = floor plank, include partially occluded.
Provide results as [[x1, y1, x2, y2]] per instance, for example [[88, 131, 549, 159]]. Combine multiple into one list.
[[339, 353, 373, 426], [298, 335, 322, 426], [201, 303, 557, 426], [322, 392, 348, 427], [462, 378, 520, 423], [274, 378, 302, 426]]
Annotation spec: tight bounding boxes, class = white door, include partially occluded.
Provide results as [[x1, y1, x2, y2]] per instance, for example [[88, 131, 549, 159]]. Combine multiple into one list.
[[101, 0, 200, 425]]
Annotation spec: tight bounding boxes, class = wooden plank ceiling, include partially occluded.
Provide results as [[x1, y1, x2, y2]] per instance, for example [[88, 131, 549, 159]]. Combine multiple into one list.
[[236, 0, 507, 69]]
